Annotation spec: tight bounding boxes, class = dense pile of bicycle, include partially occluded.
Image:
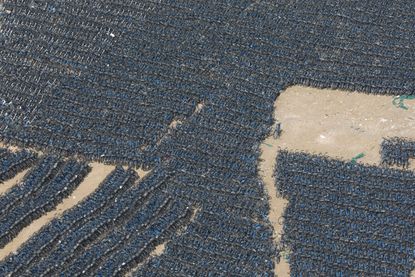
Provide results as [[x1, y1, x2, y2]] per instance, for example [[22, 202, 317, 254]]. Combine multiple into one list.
[[0, 150, 276, 276], [0, 0, 414, 276], [382, 137, 415, 168], [275, 150, 415, 276]]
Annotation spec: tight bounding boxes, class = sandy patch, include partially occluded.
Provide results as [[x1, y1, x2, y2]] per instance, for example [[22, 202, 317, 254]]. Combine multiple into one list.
[[0, 141, 42, 195], [259, 85, 415, 276], [0, 168, 31, 196], [135, 168, 152, 179]]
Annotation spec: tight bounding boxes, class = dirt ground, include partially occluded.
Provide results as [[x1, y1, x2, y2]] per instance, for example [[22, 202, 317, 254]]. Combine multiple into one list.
[[1, 85, 415, 275], [259, 85, 415, 276]]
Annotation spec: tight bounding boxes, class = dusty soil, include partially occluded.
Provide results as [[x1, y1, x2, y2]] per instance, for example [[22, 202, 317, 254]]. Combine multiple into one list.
[[0, 168, 30, 196], [259, 85, 415, 276]]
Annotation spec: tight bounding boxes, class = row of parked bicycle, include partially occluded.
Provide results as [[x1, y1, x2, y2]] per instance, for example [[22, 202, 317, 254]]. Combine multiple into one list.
[[4, 144, 413, 275], [0, 158, 277, 276], [167, 232, 273, 274], [275, 150, 415, 276], [136, 209, 276, 276], [101, 201, 192, 277], [0, 156, 90, 249], [0, 165, 194, 276], [136, 159, 275, 276], [0, 148, 37, 182], [0, 167, 137, 276], [382, 137, 415, 168], [62, 197, 182, 276], [0, 0, 279, 170], [142, 90, 279, 276], [0, 156, 61, 220]]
